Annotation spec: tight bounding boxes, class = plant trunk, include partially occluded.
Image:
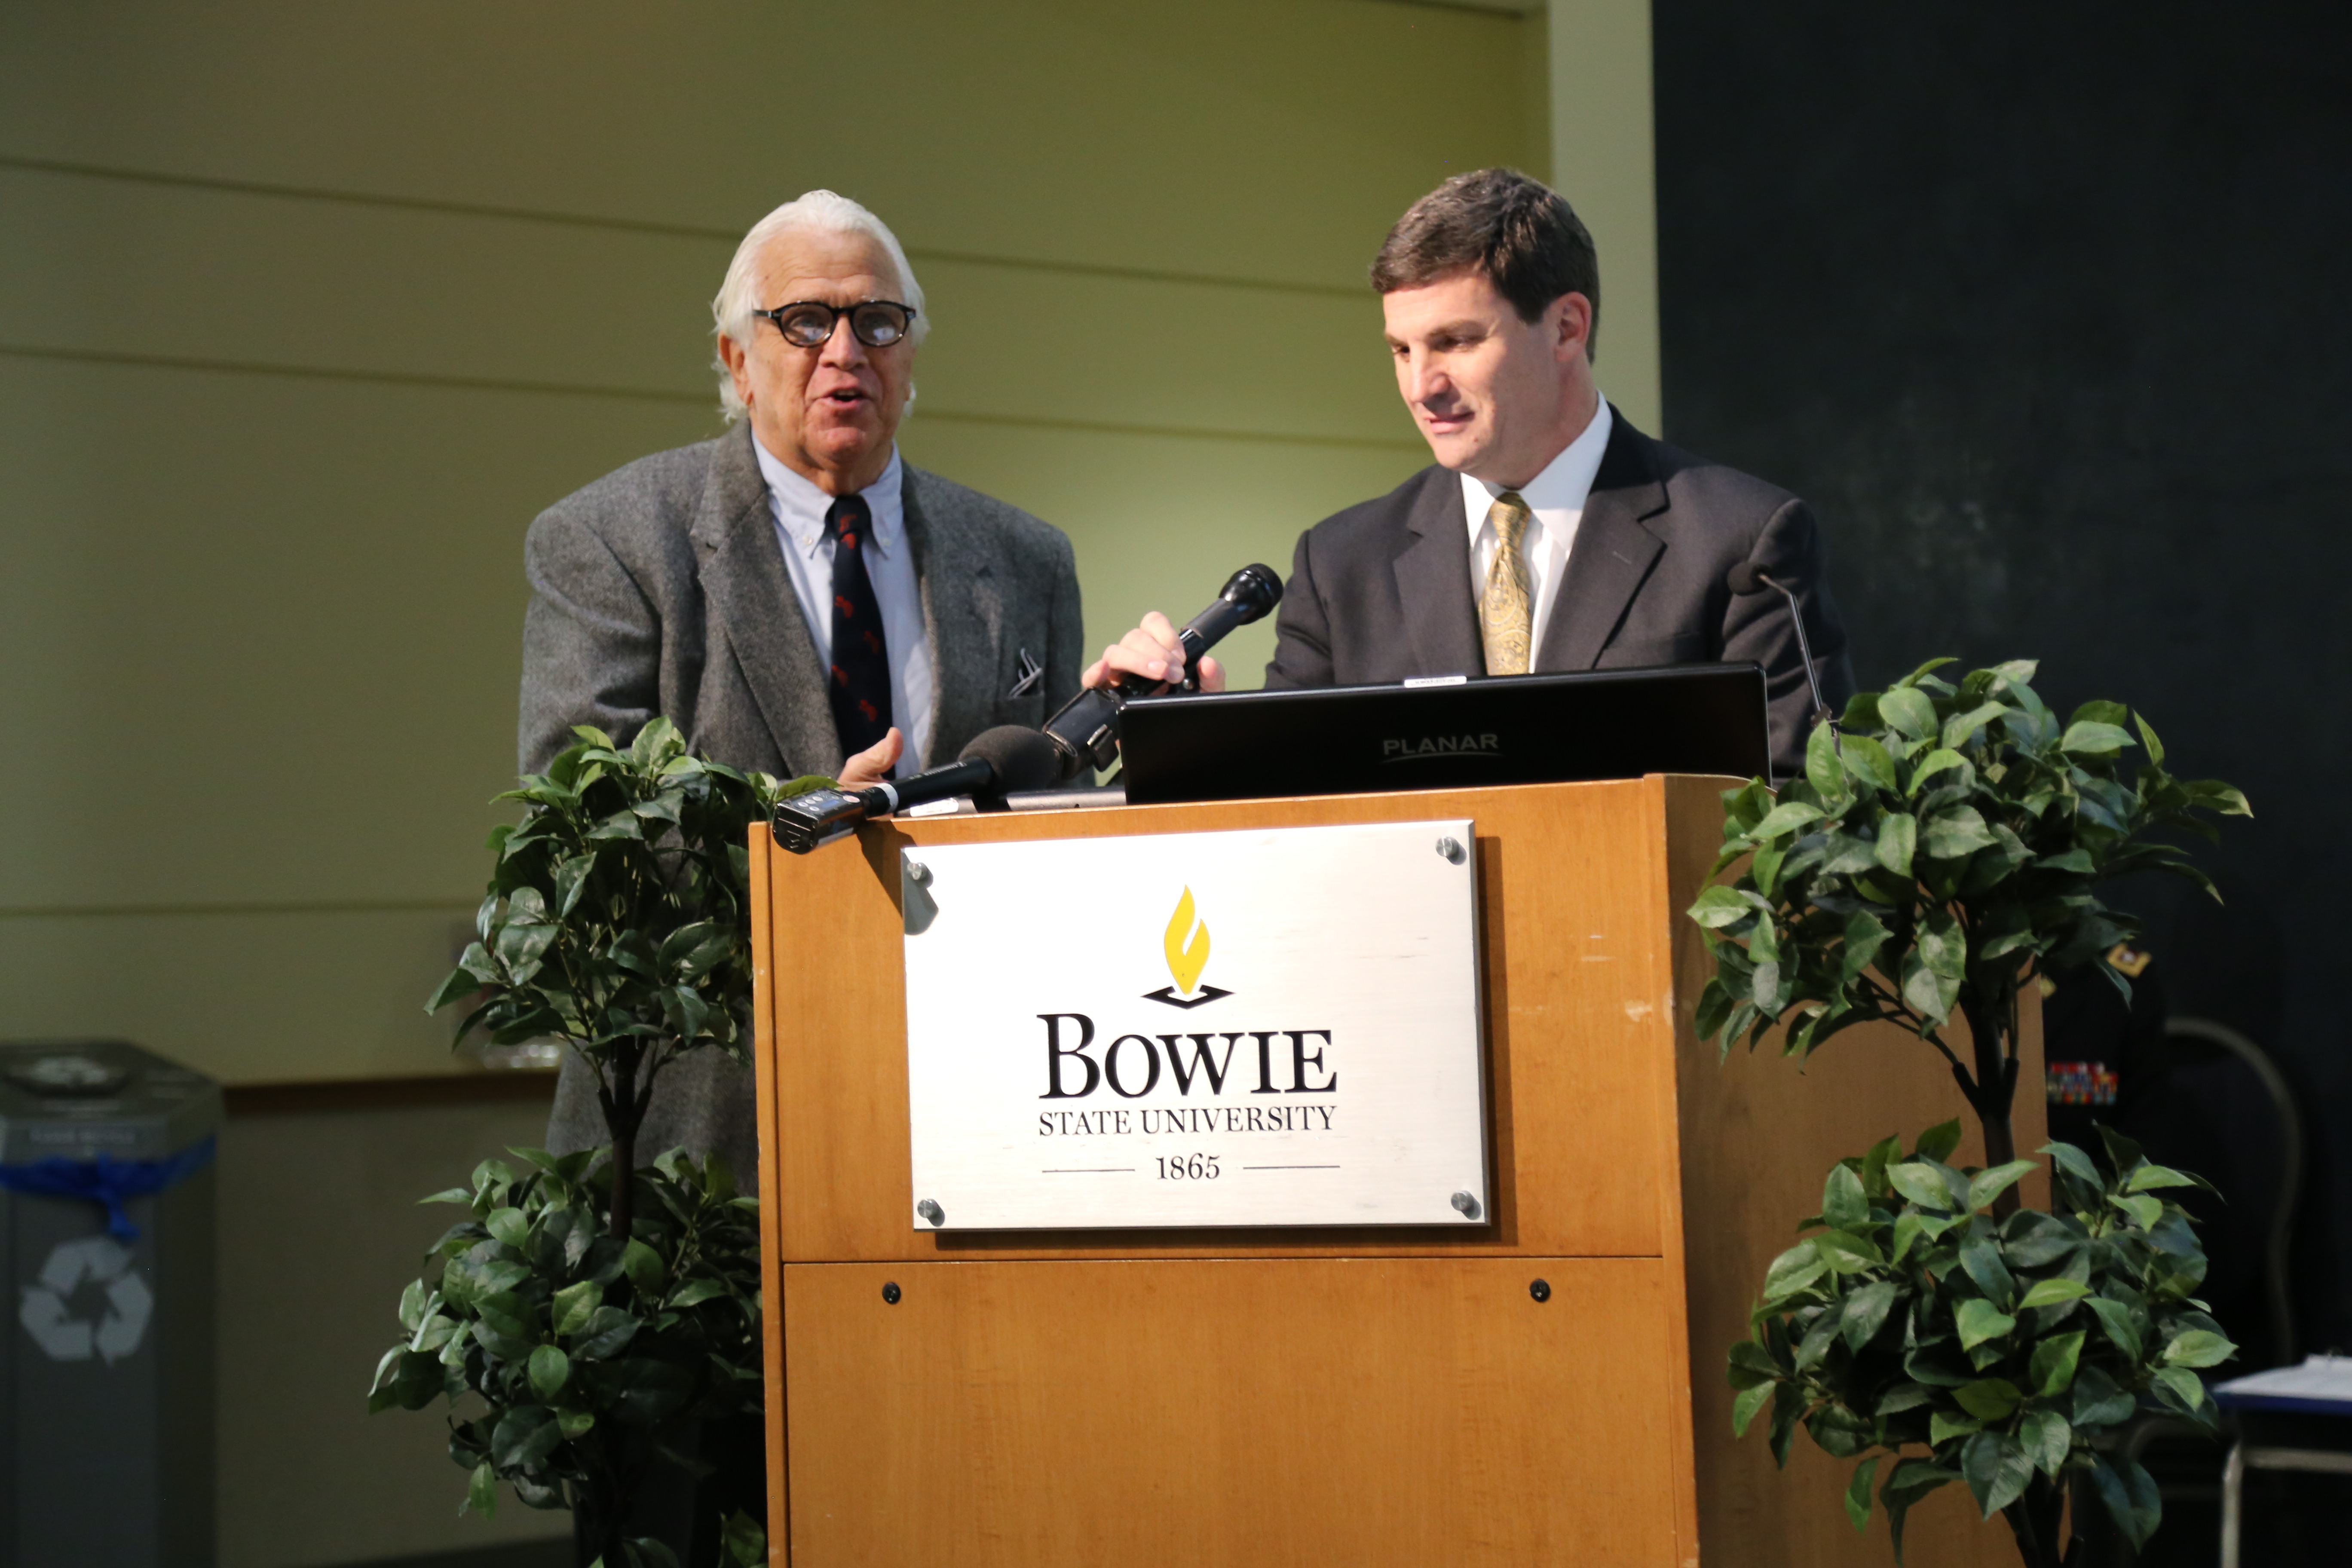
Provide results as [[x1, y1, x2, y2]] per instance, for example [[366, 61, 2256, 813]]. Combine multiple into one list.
[[606, 1039, 643, 1240], [1960, 991, 2022, 1217], [1999, 1473, 2075, 1567]]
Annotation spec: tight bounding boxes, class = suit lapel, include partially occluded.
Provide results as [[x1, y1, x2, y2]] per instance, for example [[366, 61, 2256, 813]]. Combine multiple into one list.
[[1537, 410, 1669, 672], [1392, 467, 1484, 678], [689, 424, 842, 773], [904, 467, 999, 769]]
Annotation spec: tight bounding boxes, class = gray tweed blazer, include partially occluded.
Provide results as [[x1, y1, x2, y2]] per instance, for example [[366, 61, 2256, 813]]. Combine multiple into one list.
[[516, 421, 1084, 1173]]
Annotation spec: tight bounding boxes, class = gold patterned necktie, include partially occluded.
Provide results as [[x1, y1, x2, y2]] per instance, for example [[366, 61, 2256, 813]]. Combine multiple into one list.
[[1479, 490, 1534, 676]]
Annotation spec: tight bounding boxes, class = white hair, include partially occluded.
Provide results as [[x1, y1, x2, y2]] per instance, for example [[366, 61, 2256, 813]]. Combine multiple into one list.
[[711, 190, 927, 424]]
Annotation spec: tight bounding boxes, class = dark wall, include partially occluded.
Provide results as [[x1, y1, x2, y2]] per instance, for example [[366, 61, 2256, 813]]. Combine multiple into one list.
[[1652, 4, 2352, 1349]]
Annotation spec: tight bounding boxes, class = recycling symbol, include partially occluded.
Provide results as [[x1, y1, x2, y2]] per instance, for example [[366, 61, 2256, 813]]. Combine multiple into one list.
[[17, 1236, 153, 1364]]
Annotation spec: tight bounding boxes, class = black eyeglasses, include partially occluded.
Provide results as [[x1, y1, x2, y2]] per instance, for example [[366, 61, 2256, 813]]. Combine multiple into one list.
[[753, 299, 918, 349]]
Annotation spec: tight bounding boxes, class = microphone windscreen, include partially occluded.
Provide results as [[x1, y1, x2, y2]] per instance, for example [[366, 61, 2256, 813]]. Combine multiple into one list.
[[1726, 561, 1768, 596], [959, 725, 1064, 793]]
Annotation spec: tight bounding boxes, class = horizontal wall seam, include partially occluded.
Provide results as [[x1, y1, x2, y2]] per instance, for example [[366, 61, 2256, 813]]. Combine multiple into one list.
[[0, 342, 1424, 452], [0, 153, 1369, 300], [0, 898, 475, 920]]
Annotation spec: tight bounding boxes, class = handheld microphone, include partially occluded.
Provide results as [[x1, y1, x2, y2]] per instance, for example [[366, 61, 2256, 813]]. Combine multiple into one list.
[[1727, 560, 1838, 760], [769, 725, 1063, 854], [1039, 564, 1284, 779]]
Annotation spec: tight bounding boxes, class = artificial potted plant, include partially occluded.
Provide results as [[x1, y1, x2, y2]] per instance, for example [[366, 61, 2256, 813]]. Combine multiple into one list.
[[371, 719, 805, 1566], [1686, 658, 2250, 1566]]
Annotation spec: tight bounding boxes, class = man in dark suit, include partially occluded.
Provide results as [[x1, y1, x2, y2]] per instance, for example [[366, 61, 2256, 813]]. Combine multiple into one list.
[[1090, 168, 1850, 775], [518, 190, 1084, 1173]]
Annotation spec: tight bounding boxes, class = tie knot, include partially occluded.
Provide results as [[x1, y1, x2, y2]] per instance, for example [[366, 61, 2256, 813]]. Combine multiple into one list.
[[1488, 491, 1531, 548], [824, 493, 872, 548]]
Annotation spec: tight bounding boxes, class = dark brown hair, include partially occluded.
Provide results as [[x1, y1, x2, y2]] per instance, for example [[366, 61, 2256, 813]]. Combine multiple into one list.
[[1371, 168, 1600, 356]]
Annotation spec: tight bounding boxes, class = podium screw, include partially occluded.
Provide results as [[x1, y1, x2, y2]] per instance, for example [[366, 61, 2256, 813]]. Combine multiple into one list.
[[1450, 1190, 1481, 1219], [1436, 836, 1466, 864], [882, 1281, 902, 1305], [916, 1198, 945, 1226], [1529, 1278, 1552, 1303], [904, 857, 932, 885]]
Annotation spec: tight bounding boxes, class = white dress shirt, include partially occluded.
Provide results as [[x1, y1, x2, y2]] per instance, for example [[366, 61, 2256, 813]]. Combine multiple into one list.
[[1460, 395, 1614, 661], [753, 438, 934, 773]]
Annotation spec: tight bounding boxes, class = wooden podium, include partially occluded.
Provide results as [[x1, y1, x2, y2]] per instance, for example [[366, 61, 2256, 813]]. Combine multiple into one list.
[[750, 776, 2042, 1567]]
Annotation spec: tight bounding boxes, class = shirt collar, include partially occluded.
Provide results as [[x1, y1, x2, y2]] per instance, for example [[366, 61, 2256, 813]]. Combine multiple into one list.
[[1464, 395, 1614, 521], [753, 436, 904, 557]]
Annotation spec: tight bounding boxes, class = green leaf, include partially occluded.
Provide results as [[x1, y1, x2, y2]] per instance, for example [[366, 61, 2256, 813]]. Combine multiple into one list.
[[1901, 946, 1959, 1024], [2084, 1297, 2144, 1361], [2039, 1140, 2103, 1191], [2090, 1455, 2162, 1548], [1920, 805, 1999, 860], [1929, 1409, 1982, 1446], [1961, 1429, 2035, 1518], [1687, 885, 1757, 929], [1941, 702, 2009, 749], [552, 1279, 603, 1336], [1914, 1120, 1963, 1162], [2072, 1366, 2135, 1428], [720, 1510, 768, 1568], [1806, 721, 1847, 799], [2126, 1163, 2205, 1193], [1874, 812, 1917, 876], [1954, 1378, 2021, 1421], [1956, 1298, 2017, 1351], [1880, 1458, 1959, 1565], [2111, 1191, 2165, 1230], [1727, 1340, 1781, 1390], [2059, 720, 2135, 756], [668, 1276, 729, 1310], [1839, 909, 1892, 983], [2028, 1329, 2086, 1396], [1751, 801, 1825, 840], [570, 1305, 640, 1360], [1763, 1241, 1829, 1301], [1845, 1456, 1880, 1532], [465, 1460, 498, 1519], [1885, 1161, 1951, 1210], [2163, 1329, 2238, 1369], [1879, 686, 1938, 741], [527, 1344, 572, 1402], [1842, 1281, 1902, 1352], [2153, 1366, 2209, 1414], [1967, 1160, 2040, 1214], [2018, 1408, 2073, 1478], [485, 1207, 530, 1248], [1732, 1380, 1775, 1437], [621, 1238, 666, 1295], [1822, 1164, 1870, 1231], [491, 1404, 562, 1469], [2017, 1277, 2091, 1310]]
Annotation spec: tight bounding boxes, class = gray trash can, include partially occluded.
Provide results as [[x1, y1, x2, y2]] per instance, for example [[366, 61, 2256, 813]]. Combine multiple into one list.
[[0, 1039, 219, 1568]]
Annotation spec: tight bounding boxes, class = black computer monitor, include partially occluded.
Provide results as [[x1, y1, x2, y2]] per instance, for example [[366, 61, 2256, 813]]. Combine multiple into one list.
[[1116, 663, 1773, 805]]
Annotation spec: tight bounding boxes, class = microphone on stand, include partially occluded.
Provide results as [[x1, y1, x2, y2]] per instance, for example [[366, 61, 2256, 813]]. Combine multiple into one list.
[[769, 725, 1063, 854], [1727, 560, 1839, 765], [1040, 564, 1284, 781]]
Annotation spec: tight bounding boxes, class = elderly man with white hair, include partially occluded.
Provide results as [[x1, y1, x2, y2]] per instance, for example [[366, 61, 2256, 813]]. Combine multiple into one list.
[[519, 191, 1084, 1171]]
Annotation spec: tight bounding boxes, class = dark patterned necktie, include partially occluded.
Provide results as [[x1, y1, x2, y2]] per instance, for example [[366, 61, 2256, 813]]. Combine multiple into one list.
[[822, 493, 894, 759]]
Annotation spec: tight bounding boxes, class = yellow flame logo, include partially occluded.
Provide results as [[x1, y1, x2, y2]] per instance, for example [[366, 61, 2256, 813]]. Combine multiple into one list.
[[1163, 887, 1212, 996]]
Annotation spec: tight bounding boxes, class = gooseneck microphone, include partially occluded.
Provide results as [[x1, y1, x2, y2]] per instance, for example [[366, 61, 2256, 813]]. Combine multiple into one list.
[[1039, 564, 1284, 780], [770, 725, 1064, 854], [1727, 560, 1839, 758]]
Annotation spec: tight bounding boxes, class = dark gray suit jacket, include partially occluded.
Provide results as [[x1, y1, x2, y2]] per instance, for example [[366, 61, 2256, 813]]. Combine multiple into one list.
[[1264, 410, 1852, 775], [516, 421, 1084, 1172]]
